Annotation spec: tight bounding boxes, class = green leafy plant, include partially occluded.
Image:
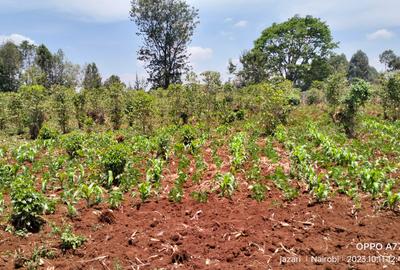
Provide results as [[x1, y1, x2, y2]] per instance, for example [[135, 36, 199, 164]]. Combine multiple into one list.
[[138, 181, 152, 202], [190, 191, 208, 203], [10, 177, 47, 232], [250, 183, 267, 202], [79, 182, 103, 207], [38, 125, 59, 140], [229, 132, 247, 170], [108, 188, 123, 209], [60, 226, 86, 251], [63, 132, 84, 158], [168, 185, 184, 203], [102, 144, 127, 183], [217, 173, 237, 198]]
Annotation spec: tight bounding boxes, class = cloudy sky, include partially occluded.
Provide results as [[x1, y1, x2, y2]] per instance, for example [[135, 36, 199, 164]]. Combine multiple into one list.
[[0, 0, 399, 84]]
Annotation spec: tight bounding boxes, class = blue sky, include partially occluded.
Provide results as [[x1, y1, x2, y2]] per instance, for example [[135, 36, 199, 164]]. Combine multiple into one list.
[[1, 0, 399, 84]]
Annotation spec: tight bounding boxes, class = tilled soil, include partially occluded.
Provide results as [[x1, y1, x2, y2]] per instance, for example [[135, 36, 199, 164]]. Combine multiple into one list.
[[1, 145, 399, 269]]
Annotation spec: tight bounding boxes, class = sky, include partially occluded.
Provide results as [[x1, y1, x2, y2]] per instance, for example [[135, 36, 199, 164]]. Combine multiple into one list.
[[0, 0, 399, 84]]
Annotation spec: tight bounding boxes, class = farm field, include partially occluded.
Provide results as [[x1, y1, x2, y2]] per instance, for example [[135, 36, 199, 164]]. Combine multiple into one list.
[[0, 104, 399, 270], [1, 0, 400, 269]]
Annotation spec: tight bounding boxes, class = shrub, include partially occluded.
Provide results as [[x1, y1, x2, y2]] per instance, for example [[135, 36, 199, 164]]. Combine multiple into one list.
[[179, 125, 197, 147], [10, 177, 47, 232], [38, 125, 59, 140], [240, 81, 294, 134], [63, 132, 84, 158], [53, 86, 73, 134], [306, 88, 325, 105], [19, 85, 47, 139], [337, 79, 371, 138], [108, 83, 124, 130], [125, 90, 154, 133], [102, 145, 127, 181], [382, 73, 400, 120]]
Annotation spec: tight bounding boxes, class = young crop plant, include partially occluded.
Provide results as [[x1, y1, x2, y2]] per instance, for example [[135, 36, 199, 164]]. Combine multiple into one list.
[[0, 192, 4, 215], [168, 184, 184, 203], [250, 183, 268, 202], [138, 181, 152, 202], [146, 158, 164, 189], [229, 132, 247, 171], [190, 191, 208, 203], [79, 182, 103, 207], [60, 226, 86, 251], [264, 140, 279, 163], [108, 188, 124, 209], [178, 154, 191, 171], [270, 166, 299, 201], [359, 166, 385, 198], [382, 180, 400, 210], [217, 172, 237, 198], [15, 144, 37, 163], [246, 163, 261, 182], [312, 177, 330, 202]]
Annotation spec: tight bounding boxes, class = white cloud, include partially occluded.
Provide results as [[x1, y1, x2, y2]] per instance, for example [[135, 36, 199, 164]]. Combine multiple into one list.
[[188, 46, 213, 62], [367, 29, 395, 40], [224, 17, 233, 23], [0, 33, 35, 45], [234, 20, 248, 28]]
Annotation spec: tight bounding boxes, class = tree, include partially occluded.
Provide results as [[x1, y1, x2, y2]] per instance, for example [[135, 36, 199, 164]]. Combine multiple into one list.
[[201, 71, 222, 92], [35, 44, 53, 88], [104, 75, 125, 89], [379, 50, 400, 71], [130, 0, 199, 89], [247, 15, 337, 89], [0, 42, 22, 91], [237, 50, 269, 86], [348, 50, 377, 82], [328, 53, 349, 74], [83, 63, 102, 89], [19, 41, 36, 71]]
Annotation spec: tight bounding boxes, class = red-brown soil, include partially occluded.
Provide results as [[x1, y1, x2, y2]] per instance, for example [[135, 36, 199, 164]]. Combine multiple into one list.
[[1, 144, 400, 270]]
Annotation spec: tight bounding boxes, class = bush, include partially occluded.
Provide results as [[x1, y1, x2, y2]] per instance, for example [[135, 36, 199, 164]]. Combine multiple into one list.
[[382, 73, 400, 120], [10, 177, 47, 232], [102, 144, 127, 181], [306, 88, 325, 105], [337, 79, 371, 138], [19, 85, 47, 139], [38, 125, 59, 140], [179, 125, 198, 147], [63, 132, 84, 158], [241, 81, 294, 134]]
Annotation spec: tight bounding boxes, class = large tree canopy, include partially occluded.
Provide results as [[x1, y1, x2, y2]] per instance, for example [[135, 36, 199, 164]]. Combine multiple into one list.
[[379, 50, 400, 71], [130, 0, 199, 89], [348, 50, 378, 82], [83, 63, 102, 90], [0, 42, 22, 92], [242, 15, 337, 89]]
